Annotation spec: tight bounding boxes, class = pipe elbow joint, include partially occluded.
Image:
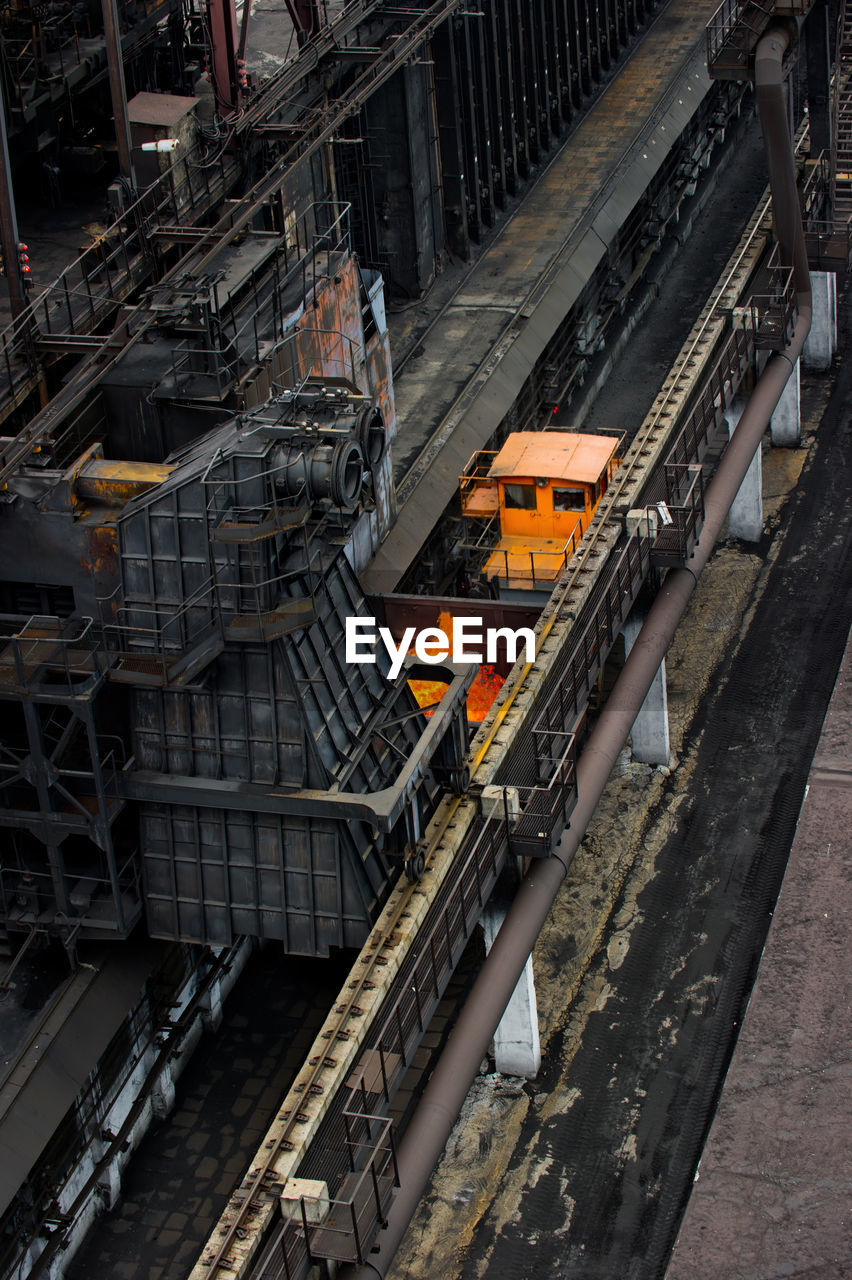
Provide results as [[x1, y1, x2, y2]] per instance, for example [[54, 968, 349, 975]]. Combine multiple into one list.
[[754, 22, 796, 86]]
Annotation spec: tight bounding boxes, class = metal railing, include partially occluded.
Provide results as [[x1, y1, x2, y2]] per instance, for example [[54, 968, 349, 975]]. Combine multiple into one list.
[[459, 449, 499, 513], [654, 464, 706, 567], [804, 219, 852, 271], [801, 151, 830, 225], [102, 571, 221, 654], [0, 845, 140, 929], [260, 807, 509, 1280], [513, 527, 654, 758], [654, 322, 754, 490], [486, 533, 585, 590], [706, 0, 814, 77], [706, 0, 758, 74], [2, 0, 175, 106], [461, 513, 584, 591], [296, 1113, 398, 1267], [162, 202, 354, 397], [0, 613, 109, 693], [511, 727, 578, 858], [747, 244, 797, 350], [0, 138, 243, 418]]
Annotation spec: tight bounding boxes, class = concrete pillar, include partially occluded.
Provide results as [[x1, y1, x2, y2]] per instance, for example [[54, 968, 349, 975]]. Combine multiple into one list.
[[200, 973, 223, 1032], [151, 1060, 176, 1119], [770, 357, 800, 446], [724, 399, 763, 542], [623, 614, 670, 766], [802, 271, 837, 371], [97, 1151, 123, 1209], [482, 905, 541, 1079]]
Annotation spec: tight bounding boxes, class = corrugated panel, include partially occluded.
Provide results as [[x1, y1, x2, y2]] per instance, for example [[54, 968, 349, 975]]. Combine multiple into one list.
[[142, 807, 386, 956]]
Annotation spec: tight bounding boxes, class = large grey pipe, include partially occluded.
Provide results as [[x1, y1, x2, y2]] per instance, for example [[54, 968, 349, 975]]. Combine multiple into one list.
[[342, 25, 811, 1279]]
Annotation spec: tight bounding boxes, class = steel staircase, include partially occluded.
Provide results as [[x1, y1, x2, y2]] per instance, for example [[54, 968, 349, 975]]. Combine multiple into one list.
[[832, 0, 852, 222]]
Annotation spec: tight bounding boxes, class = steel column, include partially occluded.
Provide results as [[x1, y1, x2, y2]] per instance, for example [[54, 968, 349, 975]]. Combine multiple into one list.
[[101, 0, 137, 189], [432, 19, 470, 256], [805, 0, 832, 157]]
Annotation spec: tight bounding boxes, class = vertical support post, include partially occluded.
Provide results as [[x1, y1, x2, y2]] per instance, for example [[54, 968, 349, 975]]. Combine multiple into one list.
[[101, 0, 137, 189], [622, 612, 670, 766], [802, 271, 837, 371], [725, 398, 763, 542], [200, 970, 224, 1031], [769, 357, 801, 446], [479, 793, 540, 1079], [206, 0, 242, 118], [151, 1058, 177, 1117], [805, 0, 831, 158], [0, 89, 27, 318], [481, 903, 541, 1078], [432, 18, 470, 258]]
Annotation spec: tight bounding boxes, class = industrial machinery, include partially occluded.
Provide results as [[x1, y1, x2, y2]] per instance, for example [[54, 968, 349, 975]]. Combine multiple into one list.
[[459, 431, 622, 600], [0, 196, 478, 954]]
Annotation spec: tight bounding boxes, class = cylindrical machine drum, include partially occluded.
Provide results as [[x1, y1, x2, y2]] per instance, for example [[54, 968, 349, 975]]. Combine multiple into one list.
[[356, 405, 386, 467], [275, 438, 364, 508]]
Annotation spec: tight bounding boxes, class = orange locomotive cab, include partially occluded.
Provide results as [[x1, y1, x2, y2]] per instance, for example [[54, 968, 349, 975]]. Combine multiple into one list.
[[460, 431, 620, 600]]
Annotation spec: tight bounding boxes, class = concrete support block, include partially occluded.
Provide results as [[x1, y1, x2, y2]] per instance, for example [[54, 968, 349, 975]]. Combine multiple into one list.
[[97, 1151, 123, 1210], [623, 614, 670, 766], [151, 1060, 176, 1120], [280, 1178, 329, 1223], [481, 784, 520, 822], [802, 270, 837, 371], [200, 974, 223, 1033], [482, 905, 541, 1079], [770, 358, 800, 446], [725, 398, 763, 542]]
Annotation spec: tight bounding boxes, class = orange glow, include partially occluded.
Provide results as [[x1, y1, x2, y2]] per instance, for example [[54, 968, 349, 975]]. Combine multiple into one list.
[[406, 611, 506, 723], [408, 664, 505, 723], [467, 662, 505, 722]]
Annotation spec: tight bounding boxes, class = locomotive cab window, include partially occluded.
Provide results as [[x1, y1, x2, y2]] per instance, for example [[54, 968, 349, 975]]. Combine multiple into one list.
[[552, 486, 586, 512], [503, 483, 538, 510]]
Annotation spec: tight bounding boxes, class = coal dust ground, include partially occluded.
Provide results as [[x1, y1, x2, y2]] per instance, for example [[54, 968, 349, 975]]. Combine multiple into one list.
[[387, 273, 852, 1280]]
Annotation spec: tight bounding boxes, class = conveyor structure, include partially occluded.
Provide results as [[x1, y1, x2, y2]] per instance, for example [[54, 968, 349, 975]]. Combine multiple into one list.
[[0, 2, 847, 1280]]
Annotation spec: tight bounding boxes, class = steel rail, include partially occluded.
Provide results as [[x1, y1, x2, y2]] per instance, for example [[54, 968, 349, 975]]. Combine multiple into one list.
[[195, 794, 480, 1277], [341, 23, 813, 1273]]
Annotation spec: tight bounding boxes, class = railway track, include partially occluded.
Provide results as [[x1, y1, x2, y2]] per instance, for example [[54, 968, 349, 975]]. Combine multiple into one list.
[[188, 116, 800, 1280]]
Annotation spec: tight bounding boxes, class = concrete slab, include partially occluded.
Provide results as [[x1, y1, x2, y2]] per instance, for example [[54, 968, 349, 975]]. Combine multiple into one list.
[[667, 629, 852, 1280]]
